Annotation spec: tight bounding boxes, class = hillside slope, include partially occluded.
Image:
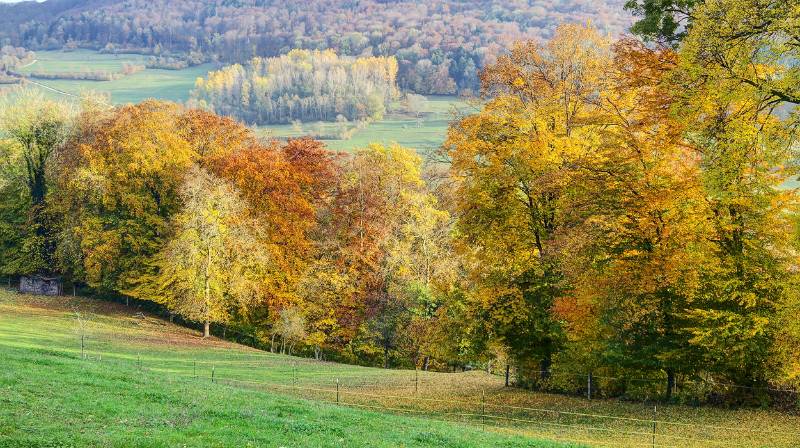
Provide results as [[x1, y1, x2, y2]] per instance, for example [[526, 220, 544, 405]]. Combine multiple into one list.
[[0, 289, 572, 448]]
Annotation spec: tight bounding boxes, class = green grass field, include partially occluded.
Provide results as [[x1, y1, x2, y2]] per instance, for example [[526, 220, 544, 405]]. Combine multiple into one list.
[[2, 288, 799, 447], [0, 289, 572, 448], [7, 50, 469, 152], [255, 95, 470, 152], [14, 50, 213, 104]]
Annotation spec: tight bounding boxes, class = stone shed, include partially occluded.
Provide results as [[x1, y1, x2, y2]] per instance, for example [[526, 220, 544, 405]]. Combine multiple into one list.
[[19, 275, 62, 296]]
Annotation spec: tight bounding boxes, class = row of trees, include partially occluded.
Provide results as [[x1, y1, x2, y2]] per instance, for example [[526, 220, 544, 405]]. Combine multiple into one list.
[[443, 0, 800, 401], [0, 0, 629, 95], [192, 50, 398, 124], [0, 94, 461, 370]]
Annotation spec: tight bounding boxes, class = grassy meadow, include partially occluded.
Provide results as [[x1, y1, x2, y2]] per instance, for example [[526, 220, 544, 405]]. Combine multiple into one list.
[[13, 50, 213, 104], [2, 288, 799, 447], [254, 95, 469, 153], [0, 288, 572, 448]]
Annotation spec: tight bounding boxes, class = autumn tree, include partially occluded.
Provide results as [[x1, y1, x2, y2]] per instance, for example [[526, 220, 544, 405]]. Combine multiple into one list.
[[446, 24, 613, 382], [558, 40, 712, 398], [57, 100, 249, 293], [147, 167, 266, 337], [670, 0, 800, 391], [272, 307, 307, 355], [209, 138, 339, 343], [193, 50, 399, 124], [681, 0, 800, 108], [329, 144, 450, 368]]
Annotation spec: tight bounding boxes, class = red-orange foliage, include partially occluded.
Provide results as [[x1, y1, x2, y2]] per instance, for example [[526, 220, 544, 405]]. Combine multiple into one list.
[[209, 138, 339, 312]]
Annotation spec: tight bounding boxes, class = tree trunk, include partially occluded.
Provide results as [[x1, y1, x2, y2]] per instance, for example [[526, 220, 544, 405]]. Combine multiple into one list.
[[423, 356, 430, 371], [271, 333, 276, 353], [666, 369, 676, 401], [203, 321, 210, 338], [540, 355, 552, 381], [383, 346, 389, 369]]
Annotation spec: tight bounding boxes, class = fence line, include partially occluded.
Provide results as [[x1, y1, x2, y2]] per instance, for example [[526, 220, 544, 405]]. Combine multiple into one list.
[[23, 339, 800, 435], [160, 363, 798, 438], [203, 374, 670, 447], [150, 362, 796, 447], [521, 369, 800, 395], [124, 353, 800, 395], [36, 305, 793, 398], [199, 373, 756, 448], [13, 313, 798, 448]]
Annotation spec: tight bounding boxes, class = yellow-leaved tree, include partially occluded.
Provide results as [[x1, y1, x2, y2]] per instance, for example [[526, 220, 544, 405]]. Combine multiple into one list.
[[149, 166, 268, 337], [446, 23, 613, 383]]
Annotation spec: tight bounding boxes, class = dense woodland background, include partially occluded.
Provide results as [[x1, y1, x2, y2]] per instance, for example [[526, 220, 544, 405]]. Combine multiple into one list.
[[1, 0, 800, 410], [0, 0, 629, 94]]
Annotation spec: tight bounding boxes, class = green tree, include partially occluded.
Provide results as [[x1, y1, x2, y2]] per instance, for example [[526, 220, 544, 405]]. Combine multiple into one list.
[[0, 91, 74, 276], [671, 0, 800, 391], [625, 0, 700, 43]]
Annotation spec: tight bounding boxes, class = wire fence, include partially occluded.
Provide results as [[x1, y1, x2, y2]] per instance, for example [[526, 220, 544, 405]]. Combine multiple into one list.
[[5, 290, 800, 448], [6, 282, 797, 401], [94, 353, 800, 448]]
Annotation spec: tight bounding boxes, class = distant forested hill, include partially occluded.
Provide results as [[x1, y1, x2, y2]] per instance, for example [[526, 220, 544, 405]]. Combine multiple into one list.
[[0, 0, 630, 94]]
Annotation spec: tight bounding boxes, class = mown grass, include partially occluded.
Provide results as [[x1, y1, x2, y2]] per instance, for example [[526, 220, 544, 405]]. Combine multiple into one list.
[[0, 288, 575, 448], [2, 289, 799, 447]]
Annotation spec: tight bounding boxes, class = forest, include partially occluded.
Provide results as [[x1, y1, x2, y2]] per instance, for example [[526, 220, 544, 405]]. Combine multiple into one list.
[[0, 0, 628, 95], [1, 0, 799, 408], [192, 50, 398, 124]]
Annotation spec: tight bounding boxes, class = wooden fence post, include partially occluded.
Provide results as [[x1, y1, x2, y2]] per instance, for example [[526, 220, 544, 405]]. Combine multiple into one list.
[[652, 405, 657, 448], [481, 389, 486, 428]]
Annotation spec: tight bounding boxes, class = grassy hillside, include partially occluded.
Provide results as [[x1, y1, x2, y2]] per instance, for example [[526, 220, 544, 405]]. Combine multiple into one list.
[[2, 289, 799, 447], [0, 288, 571, 448]]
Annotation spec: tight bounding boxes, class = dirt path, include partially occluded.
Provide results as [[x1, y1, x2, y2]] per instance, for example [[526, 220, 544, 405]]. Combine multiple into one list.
[[24, 78, 78, 97], [18, 59, 38, 69]]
